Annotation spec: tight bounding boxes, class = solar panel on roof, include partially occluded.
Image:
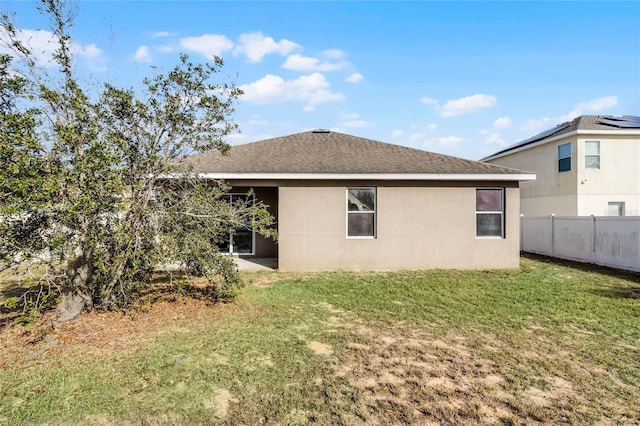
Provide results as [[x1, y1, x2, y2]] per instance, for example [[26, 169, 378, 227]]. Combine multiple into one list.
[[517, 122, 570, 145], [496, 122, 571, 153], [482, 114, 640, 161], [596, 115, 640, 128]]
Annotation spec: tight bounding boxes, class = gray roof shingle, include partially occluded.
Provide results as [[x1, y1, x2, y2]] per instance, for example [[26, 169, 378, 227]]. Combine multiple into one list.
[[181, 130, 529, 176]]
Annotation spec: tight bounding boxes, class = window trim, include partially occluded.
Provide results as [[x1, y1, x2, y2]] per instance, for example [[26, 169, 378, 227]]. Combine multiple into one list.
[[346, 187, 376, 239], [585, 140, 600, 169], [558, 142, 572, 172], [475, 187, 505, 239]]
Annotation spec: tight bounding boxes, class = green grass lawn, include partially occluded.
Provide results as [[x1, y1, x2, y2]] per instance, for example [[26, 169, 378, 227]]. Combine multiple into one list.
[[1, 255, 639, 425]]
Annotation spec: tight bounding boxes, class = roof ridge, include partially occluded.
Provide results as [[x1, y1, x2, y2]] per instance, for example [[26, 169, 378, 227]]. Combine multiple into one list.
[[182, 130, 533, 176]]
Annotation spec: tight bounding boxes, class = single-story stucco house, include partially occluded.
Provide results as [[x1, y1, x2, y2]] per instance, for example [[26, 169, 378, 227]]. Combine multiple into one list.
[[182, 130, 535, 271]]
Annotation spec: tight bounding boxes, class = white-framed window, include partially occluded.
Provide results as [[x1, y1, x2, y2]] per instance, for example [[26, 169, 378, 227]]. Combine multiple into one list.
[[476, 188, 504, 238], [558, 143, 571, 172], [608, 202, 625, 217], [347, 187, 376, 238], [585, 140, 600, 169]]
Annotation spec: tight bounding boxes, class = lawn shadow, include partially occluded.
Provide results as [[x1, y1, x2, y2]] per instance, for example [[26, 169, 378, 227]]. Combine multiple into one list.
[[0, 283, 57, 331], [138, 272, 233, 306], [590, 286, 640, 300], [522, 252, 640, 299], [0, 310, 22, 330]]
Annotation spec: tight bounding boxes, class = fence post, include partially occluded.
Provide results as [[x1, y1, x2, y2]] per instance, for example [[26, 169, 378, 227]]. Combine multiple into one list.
[[591, 215, 596, 264], [550, 214, 555, 257], [520, 214, 524, 251]]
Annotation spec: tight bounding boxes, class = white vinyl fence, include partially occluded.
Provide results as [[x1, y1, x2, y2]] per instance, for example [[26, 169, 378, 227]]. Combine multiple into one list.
[[521, 215, 640, 273]]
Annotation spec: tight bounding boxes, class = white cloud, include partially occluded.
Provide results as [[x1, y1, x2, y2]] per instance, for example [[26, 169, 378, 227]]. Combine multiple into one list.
[[239, 72, 345, 111], [441, 94, 496, 117], [235, 32, 300, 63], [80, 44, 102, 58], [390, 129, 405, 138], [435, 136, 464, 147], [485, 133, 508, 147], [493, 116, 512, 129], [577, 95, 618, 111], [179, 34, 233, 60], [345, 72, 363, 83], [426, 123, 438, 131], [320, 49, 345, 59], [0, 28, 103, 68], [133, 45, 152, 63], [559, 96, 618, 122], [282, 54, 346, 72], [420, 97, 438, 105]]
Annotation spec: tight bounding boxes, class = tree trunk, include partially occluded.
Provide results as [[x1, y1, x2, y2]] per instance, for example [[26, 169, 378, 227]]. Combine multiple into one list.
[[56, 243, 94, 325]]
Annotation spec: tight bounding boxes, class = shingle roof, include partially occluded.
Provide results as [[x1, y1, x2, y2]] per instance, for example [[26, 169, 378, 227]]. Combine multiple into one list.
[[181, 130, 529, 177], [483, 115, 640, 160]]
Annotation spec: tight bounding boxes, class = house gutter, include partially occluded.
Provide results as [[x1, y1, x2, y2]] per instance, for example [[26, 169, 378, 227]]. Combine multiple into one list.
[[481, 129, 640, 162], [173, 172, 537, 182]]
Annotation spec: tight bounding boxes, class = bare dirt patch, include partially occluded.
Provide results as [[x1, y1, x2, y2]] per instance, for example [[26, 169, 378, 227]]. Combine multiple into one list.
[[316, 301, 345, 315], [247, 275, 282, 288], [326, 315, 342, 326], [308, 341, 332, 355], [207, 388, 238, 418], [319, 325, 606, 425]]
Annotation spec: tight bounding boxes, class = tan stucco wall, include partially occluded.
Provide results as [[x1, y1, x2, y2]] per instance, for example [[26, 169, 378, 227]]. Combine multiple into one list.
[[486, 133, 640, 216], [277, 181, 520, 271]]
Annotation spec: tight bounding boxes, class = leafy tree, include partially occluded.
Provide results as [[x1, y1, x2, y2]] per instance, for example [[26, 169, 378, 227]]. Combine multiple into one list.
[[0, 0, 274, 320]]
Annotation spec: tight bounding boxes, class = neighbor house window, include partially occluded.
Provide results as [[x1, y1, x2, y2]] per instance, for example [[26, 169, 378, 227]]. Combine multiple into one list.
[[347, 187, 376, 237], [558, 143, 571, 172], [608, 202, 625, 217], [585, 140, 600, 169], [476, 188, 504, 238]]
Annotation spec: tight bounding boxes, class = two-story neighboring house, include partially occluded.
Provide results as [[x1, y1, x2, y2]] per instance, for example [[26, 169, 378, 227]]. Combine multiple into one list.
[[482, 115, 640, 216]]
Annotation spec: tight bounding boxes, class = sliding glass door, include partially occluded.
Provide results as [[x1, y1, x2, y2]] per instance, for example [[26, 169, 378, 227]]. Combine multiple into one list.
[[216, 194, 255, 255]]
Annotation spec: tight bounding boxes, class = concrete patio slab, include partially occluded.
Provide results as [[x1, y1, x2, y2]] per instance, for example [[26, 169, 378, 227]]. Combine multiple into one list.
[[233, 257, 277, 271]]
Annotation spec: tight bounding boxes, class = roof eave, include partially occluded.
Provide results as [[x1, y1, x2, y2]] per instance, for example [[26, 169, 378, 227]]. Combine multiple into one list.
[[482, 128, 640, 162], [188, 172, 536, 182]]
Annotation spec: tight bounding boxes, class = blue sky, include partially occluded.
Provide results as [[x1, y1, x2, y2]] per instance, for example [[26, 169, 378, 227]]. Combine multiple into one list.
[[2, 1, 639, 160]]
